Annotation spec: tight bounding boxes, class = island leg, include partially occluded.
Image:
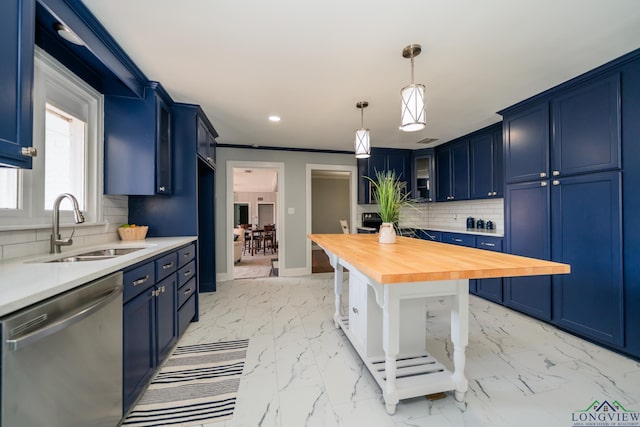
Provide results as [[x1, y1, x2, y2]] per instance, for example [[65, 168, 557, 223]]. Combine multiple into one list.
[[382, 286, 400, 415], [329, 252, 343, 329], [451, 279, 469, 404]]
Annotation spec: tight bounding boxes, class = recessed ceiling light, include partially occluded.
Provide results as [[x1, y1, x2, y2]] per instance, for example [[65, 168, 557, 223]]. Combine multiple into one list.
[[268, 115, 281, 122]]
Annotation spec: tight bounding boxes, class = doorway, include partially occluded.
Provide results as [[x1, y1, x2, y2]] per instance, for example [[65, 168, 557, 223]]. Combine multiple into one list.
[[226, 162, 284, 280], [305, 164, 358, 274]]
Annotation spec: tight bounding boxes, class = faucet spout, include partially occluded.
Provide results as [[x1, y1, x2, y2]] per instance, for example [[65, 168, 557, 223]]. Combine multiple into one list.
[[51, 193, 85, 254]]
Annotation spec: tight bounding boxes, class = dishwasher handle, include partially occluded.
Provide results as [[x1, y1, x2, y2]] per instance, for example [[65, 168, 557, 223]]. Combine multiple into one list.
[[6, 285, 122, 352]]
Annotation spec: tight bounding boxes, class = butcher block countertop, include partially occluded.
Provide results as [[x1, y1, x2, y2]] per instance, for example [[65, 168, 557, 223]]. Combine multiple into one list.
[[308, 234, 570, 284]]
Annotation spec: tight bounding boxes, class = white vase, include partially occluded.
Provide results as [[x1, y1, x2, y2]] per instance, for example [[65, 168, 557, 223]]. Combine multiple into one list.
[[378, 222, 397, 244]]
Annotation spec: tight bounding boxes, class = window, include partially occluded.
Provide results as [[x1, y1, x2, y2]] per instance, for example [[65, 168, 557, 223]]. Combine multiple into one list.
[[0, 48, 103, 227]]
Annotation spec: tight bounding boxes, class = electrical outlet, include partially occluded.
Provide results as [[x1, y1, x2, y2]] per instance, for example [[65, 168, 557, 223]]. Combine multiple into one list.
[[453, 213, 457, 220]]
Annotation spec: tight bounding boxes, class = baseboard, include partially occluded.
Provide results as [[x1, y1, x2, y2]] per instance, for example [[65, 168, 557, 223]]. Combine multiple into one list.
[[281, 267, 310, 277], [216, 272, 230, 282]]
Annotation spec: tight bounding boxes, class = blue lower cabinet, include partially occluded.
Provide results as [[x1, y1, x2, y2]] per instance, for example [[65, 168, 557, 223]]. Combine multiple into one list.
[[504, 181, 553, 321], [122, 245, 195, 414], [418, 229, 441, 242], [551, 171, 623, 347], [475, 236, 503, 303], [442, 232, 475, 247]]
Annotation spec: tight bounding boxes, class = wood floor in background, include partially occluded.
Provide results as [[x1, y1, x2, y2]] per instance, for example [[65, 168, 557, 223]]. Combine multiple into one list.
[[312, 249, 335, 273]]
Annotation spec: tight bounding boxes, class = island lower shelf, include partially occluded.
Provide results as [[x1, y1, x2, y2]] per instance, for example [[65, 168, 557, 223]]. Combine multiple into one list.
[[337, 314, 457, 400]]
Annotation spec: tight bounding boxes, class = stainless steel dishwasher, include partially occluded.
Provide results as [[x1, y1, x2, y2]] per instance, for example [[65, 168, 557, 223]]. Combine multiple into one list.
[[1, 271, 123, 427]]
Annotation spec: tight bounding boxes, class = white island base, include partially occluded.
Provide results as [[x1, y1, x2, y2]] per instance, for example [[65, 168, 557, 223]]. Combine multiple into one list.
[[328, 253, 469, 415]]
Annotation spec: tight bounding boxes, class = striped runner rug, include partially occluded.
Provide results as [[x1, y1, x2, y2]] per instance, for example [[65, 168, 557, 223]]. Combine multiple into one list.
[[122, 339, 249, 426]]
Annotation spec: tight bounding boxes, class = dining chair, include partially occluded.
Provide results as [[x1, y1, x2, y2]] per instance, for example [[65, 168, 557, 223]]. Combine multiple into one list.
[[263, 224, 276, 254]]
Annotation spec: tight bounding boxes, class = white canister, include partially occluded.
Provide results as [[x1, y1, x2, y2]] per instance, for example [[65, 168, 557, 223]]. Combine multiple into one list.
[[378, 222, 397, 244]]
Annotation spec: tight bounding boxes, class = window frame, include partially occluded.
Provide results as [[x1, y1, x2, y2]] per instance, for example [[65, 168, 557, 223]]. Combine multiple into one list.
[[0, 47, 104, 228]]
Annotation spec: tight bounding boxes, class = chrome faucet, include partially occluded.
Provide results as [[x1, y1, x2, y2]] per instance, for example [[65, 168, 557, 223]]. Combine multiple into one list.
[[50, 193, 85, 254]]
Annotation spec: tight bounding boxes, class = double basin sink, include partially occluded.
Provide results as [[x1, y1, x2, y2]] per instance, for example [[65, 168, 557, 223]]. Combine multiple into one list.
[[40, 247, 145, 263]]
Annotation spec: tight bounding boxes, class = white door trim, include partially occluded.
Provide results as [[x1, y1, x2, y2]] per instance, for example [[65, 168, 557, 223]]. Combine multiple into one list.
[[226, 161, 285, 280]]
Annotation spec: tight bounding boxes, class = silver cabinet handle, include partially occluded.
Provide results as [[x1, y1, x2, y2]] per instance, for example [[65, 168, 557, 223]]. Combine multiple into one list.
[[481, 242, 496, 247], [162, 261, 174, 270], [553, 180, 560, 186], [352, 307, 359, 314], [541, 181, 548, 187], [6, 285, 122, 352], [553, 170, 560, 176], [183, 270, 192, 278], [540, 172, 547, 178], [454, 238, 462, 242], [132, 275, 150, 287], [21, 147, 37, 157], [183, 287, 193, 296], [183, 252, 192, 258]]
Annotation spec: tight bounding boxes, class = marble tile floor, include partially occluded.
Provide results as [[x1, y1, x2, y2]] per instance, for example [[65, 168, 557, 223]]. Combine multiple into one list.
[[178, 273, 640, 427]]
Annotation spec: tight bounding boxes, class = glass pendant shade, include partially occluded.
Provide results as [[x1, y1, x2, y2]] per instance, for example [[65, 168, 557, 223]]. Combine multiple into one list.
[[400, 83, 426, 132], [354, 128, 370, 158]]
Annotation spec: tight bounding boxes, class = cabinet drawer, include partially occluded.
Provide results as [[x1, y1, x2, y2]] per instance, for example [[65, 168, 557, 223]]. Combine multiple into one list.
[[178, 243, 196, 268], [178, 277, 197, 308], [123, 262, 155, 303], [476, 236, 503, 252], [156, 252, 177, 281], [442, 232, 475, 247], [178, 292, 196, 337], [421, 230, 442, 242], [178, 260, 196, 287]]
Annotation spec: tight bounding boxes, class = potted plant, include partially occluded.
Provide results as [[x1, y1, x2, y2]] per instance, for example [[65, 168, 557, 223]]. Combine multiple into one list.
[[366, 170, 411, 243]]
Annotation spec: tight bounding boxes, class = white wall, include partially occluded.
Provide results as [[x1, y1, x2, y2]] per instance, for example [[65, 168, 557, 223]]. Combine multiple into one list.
[[0, 195, 128, 261]]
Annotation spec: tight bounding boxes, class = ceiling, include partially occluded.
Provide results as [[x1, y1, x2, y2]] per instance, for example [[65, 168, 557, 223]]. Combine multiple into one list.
[[233, 168, 278, 193], [81, 0, 640, 152]]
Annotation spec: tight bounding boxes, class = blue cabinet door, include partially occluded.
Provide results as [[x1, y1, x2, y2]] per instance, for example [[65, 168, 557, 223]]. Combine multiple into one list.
[[451, 140, 470, 200], [470, 133, 493, 199], [475, 236, 503, 303], [105, 83, 172, 195], [123, 287, 156, 413], [551, 74, 621, 177], [435, 146, 451, 201], [504, 102, 549, 184], [0, 0, 35, 168], [504, 181, 552, 320], [156, 275, 177, 362], [551, 171, 623, 346], [493, 128, 504, 197], [197, 114, 217, 169], [358, 148, 411, 204]]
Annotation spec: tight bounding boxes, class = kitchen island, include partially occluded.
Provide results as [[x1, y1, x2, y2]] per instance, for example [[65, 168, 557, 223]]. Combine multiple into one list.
[[307, 233, 569, 414]]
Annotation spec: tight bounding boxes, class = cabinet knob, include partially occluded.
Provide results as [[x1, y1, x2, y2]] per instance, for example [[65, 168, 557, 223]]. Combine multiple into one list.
[[21, 147, 37, 157], [552, 170, 560, 176], [487, 192, 492, 196], [553, 180, 560, 186], [541, 181, 548, 187], [540, 172, 547, 178], [159, 186, 166, 192], [492, 191, 497, 196]]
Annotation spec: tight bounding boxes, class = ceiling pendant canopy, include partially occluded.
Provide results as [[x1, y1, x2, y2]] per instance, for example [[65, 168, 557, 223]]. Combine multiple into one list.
[[354, 101, 371, 159], [400, 44, 426, 132]]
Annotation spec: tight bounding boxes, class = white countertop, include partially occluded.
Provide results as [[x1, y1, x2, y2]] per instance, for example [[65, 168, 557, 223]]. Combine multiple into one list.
[[0, 237, 196, 317]]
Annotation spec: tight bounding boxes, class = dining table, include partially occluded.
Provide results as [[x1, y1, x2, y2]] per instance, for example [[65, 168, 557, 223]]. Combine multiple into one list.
[[307, 233, 570, 415]]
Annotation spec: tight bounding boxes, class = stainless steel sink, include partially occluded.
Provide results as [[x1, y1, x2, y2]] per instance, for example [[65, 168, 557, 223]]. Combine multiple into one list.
[[37, 247, 145, 263]]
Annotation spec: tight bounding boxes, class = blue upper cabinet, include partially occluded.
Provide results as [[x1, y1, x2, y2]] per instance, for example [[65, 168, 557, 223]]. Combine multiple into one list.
[[357, 148, 412, 204], [470, 123, 503, 199], [197, 114, 217, 170], [503, 101, 550, 184], [551, 74, 621, 177], [0, 0, 35, 168], [436, 139, 469, 201], [105, 83, 173, 195]]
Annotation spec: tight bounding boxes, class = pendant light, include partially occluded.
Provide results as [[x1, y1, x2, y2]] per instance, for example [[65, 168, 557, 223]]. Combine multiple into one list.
[[354, 101, 371, 159], [400, 44, 426, 132]]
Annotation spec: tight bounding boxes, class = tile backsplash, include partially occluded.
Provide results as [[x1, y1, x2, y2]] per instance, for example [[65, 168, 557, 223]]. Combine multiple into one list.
[[358, 198, 504, 232], [0, 195, 128, 261]]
